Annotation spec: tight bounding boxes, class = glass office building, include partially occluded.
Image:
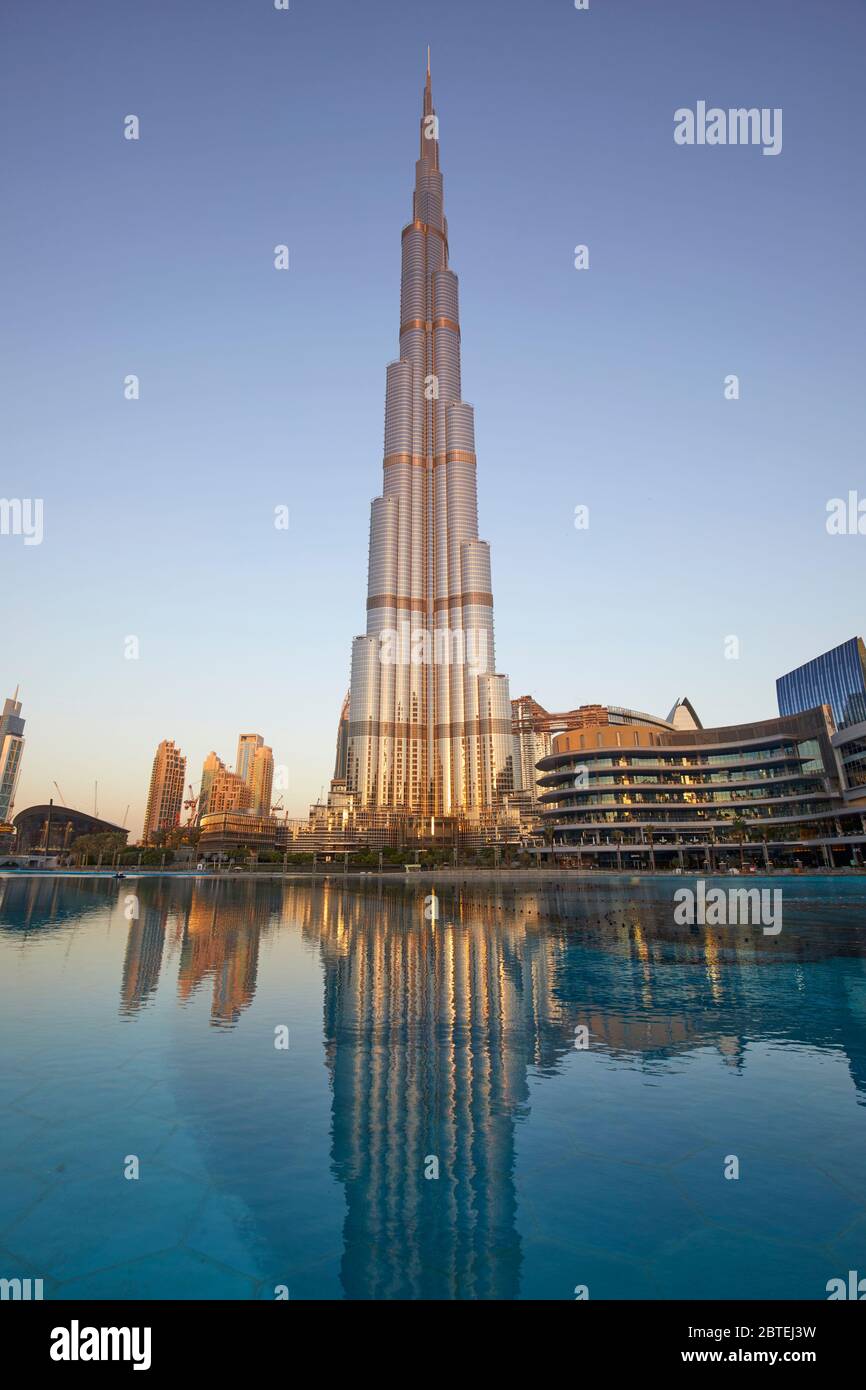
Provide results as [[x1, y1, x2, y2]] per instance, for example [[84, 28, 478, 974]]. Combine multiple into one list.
[[777, 637, 866, 731]]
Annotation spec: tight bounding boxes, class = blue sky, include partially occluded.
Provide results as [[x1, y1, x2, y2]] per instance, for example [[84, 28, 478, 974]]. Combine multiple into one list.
[[2, 0, 864, 836]]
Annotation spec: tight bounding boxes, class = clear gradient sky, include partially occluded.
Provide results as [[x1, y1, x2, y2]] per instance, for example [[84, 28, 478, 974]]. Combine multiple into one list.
[[3, 0, 864, 838]]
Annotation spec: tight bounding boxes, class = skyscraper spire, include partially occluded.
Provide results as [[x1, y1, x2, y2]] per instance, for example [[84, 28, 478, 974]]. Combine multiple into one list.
[[344, 59, 514, 823], [420, 53, 437, 167]]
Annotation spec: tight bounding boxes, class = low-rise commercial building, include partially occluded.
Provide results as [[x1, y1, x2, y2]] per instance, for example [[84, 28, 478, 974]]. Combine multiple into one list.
[[537, 706, 866, 869], [12, 805, 128, 853], [198, 810, 288, 855]]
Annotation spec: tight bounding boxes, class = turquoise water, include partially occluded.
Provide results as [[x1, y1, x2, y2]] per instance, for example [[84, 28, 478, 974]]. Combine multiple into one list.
[[1, 873, 865, 1301]]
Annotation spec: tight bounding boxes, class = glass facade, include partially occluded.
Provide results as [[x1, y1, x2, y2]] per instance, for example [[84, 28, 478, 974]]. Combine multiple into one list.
[[837, 734, 866, 789], [777, 637, 866, 731]]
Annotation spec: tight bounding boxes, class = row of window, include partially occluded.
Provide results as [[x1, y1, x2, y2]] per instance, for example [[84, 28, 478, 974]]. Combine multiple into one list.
[[549, 741, 822, 768], [550, 783, 825, 806], [546, 803, 836, 825]]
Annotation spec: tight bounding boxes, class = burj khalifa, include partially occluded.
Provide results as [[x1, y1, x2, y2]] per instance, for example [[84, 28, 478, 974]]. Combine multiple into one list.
[[345, 56, 514, 823]]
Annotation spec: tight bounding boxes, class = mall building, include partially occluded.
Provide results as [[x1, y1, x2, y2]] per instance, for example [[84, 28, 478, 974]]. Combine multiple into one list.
[[536, 704, 866, 870]]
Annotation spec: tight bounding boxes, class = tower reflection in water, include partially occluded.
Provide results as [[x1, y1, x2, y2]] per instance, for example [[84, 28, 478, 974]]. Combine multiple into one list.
[[310, 883, 572, 1299], [111, 875, 866, 1299]]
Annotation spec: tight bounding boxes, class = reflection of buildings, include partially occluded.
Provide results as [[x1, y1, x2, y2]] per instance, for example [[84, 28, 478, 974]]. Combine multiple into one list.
[[103, 878, 866, 1106], [176, 883, 264, 1026], [118, 879, 280, 1027], [297, 878, 866, 1297], [7, 872, 866, 1296], [120, 902, 168, 1017], [0, 874, 119, 931], [305, 882, 569, 1298]]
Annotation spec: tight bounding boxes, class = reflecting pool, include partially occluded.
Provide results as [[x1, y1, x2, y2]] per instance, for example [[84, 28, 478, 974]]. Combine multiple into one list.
[[1, 873, 865, 1300]]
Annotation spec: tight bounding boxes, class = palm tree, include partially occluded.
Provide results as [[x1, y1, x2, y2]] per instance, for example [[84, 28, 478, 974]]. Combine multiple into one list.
[[731, 816, 748, 872]]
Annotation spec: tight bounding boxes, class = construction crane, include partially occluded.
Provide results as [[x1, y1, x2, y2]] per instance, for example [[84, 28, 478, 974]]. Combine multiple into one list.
[[271, 795, 285, 815], [183, 783, 199, 826], [52, 781, 67, 807]]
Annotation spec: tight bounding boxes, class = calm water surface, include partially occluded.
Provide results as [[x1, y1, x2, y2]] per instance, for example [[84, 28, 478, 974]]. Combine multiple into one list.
[[1, 873, 865, 1300]]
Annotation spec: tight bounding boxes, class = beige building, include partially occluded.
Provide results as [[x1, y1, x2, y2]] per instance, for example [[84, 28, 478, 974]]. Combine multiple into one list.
[[198, 751, 252, 819], [251, 744, 274, 815], [511, 697, 552, 808], [142, 739, 186, 843]]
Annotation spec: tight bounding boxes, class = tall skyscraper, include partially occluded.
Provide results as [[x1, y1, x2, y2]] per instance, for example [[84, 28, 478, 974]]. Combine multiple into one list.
[[345, 57, 514, 822], [142, 739, 186, 843], [0, 688, 25, 824], [251, 744, 274, 815], [236, 733, 263, 787]]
